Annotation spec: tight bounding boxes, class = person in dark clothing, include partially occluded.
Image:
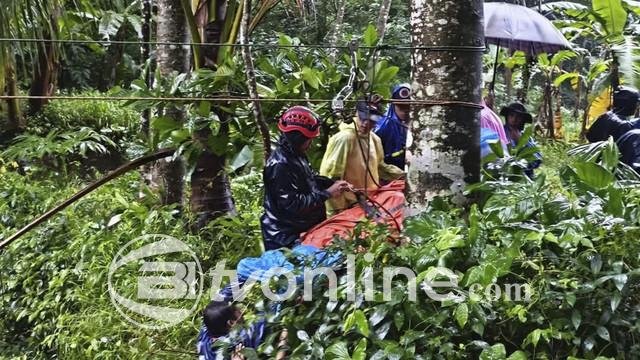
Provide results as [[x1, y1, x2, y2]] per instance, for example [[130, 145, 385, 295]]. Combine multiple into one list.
[[374, 84, 411, 169], [586, 86, 640, 173], [587, 86, 640, 143], [261, 106, 350, 250]]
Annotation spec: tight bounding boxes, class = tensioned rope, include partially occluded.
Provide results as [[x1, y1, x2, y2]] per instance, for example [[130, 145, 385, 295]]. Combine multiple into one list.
[[0, 38, 486, 52], [0, 95, 483, 109]]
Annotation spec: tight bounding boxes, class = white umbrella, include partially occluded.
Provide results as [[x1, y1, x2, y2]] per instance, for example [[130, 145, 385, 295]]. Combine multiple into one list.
[[484, 2, 572, 89]]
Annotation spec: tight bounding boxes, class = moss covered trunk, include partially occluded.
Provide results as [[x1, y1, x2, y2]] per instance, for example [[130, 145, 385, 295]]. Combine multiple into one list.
[[152, 0, 191, 206], [407, 0, 483, 210]]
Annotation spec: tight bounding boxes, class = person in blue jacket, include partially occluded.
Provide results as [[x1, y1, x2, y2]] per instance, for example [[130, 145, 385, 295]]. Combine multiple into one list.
[[374, 83, 411, 169], [197, 301, 265, 359]]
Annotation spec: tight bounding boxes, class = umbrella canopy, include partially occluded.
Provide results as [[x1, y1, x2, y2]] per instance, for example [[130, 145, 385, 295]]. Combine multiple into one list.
[[484, 2, 572, 54]]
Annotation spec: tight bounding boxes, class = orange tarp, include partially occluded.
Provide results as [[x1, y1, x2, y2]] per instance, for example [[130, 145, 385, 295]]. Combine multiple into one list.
[[301, 180, 406, 248]]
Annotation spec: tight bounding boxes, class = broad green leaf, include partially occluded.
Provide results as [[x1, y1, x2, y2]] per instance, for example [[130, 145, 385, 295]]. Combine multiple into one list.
[[230, 145, 254, 171], [554, 72, 580, 87], [572, 310, 582, 329], [479, 343, 507, 360], [198, 101, 211, 117], [151, 116, 179, 132], [301, 67, 320, 90], [593, 0, 628, 36], [353, 339, 367, 360], [434, 228, 465, 251], [353, 309, 370, 337], [611, 292, 622, 311], [600, 138, 620, 170], [296, 330, 310, 341], [363, 24, 378, 47], [506, 351, 528, 360], [572, 161, 615, 189], [597, 326, 611, 341], [455, 303, 469, 328], [393, 311, 404, 330], [326, 342, 351, 360]]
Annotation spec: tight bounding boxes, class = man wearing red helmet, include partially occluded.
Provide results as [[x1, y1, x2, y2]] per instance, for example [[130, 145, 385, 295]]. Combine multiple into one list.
[[261, 106, 351, 250]]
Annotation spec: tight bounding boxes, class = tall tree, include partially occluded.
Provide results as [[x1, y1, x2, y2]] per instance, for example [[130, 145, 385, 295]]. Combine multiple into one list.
[[326, 0, 347, 62], [407, 0, 484, 211], [152, 0, 191, 206], [376, 0, 393, 42], [181, 0, 290, 228]]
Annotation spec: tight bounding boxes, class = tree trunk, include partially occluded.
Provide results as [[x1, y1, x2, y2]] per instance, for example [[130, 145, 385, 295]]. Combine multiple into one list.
[[152, 0, 191, 206], [101, 24, 128, 91], [545, 82, 554, 139], [326, 0, 346, 62], [240, 0, 271, 161], [28, 32, 58, 115], [5, 56, 23, 132], [504, 66, 513, 99], [516, 56, 533, 104], [580, 89, 590, 140], [190, 121, 236, 229], [574, 78, 581, 120], [188, 0, 237, 229], [407, 0, 483, 211], [141, 0, 153, 134], [376, 0, 393, 42]]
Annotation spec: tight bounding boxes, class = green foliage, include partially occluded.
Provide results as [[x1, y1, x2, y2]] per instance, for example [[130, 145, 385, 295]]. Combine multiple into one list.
[[0, 165, 266, 359], [236, 142, 640, 359], [1, 93, 140, 175]]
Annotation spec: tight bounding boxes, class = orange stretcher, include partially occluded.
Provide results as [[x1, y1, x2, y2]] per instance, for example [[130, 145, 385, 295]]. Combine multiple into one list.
[[301, 180, 405, 249]]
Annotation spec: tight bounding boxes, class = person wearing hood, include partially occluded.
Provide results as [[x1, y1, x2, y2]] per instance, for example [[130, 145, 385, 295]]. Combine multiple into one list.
[[374, 84, 412, 169], [500, 102, 542, 178], [587, 86, 640, 142], [320, 99, 404, 214], [586, 86, 640, 173], [261, 106, 351, 251]]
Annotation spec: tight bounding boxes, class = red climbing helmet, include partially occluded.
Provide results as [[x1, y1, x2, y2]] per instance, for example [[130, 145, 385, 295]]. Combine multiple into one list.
[[278, 106, 321, 138]]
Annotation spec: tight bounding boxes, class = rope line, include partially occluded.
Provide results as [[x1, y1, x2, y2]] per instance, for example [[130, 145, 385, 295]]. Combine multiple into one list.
[[0, 95, 482, 108], [0, 38, 485, 52]]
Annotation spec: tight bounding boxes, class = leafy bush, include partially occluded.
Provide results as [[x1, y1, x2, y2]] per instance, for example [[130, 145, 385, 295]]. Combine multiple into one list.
[[2, 93, 141, 175], [0, 167, 268, 359], [243, 140, 640, 359], [29, 93, 138, 133]]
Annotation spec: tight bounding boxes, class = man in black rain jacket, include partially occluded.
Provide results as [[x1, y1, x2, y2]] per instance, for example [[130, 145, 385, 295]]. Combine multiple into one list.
[[261, 106, 350, 250]]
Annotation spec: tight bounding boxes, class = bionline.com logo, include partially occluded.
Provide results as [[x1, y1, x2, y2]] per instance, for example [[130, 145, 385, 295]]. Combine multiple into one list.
[[107, 234, 204, 329], [108, 235, 532, 329]]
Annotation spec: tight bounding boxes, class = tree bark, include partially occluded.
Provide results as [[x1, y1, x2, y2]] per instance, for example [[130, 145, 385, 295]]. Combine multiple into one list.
[[5, 55, 23, 131], [517, 56, 533, 104], [141, 0, 153, 134], [376, 0, 393, 42], [190, 121, 236, 229], [152, 0, 191, 206], [407, 0, 484, 211], [326, 0, 346, 62], [28, 31, 58, 115], [101, 24, 128, 91], [188, 0, 237, 229]]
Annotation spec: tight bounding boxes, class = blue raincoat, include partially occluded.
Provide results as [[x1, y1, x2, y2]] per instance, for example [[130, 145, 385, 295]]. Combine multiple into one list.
[[374, 86, 410, 169]]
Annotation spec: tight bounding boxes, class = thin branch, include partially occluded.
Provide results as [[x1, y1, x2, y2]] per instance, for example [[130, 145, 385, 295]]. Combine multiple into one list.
[[239, 0, 271, 160]]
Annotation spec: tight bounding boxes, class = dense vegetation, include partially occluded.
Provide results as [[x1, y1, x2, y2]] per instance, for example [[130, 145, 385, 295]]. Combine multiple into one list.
[[1, 0, 640, 359]]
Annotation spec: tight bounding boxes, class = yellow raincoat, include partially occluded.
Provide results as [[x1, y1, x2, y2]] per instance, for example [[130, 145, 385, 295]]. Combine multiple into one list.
[[320, 121, 404, 213]]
